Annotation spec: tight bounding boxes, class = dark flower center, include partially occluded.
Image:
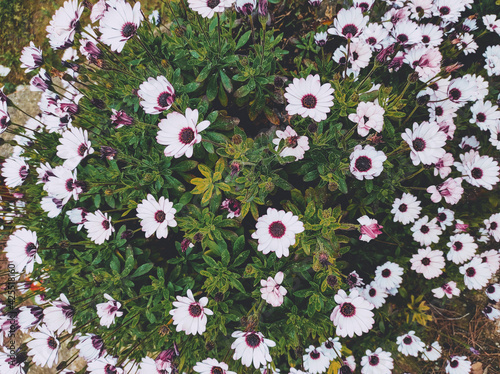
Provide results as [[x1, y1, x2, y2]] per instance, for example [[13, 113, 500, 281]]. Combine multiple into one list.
[[352, 52, 359, 61], [77, 143, 88, 157], [121, 23, 137, 38], [310, 350, 320, 359], [325, 341, 334, 349], [355, 156, 372, 172], [102, 220, 110, 230], [449, 88, 461, 101], [105, 364, 118, 374], [207, 0, 220, 8], [421, 257, 431, 266], [25, 243, 37, 256], [403, 336, 412, 345], [188, 303, 202, 317], [398, 203, 408, 212], [62, 305, 75, 319], [466, 267, 476, 277], [339, 365, 352, 374], [435, 107, 444, 116], [359, 3, 369, 11], [342, 24, 358, 38], [211, 367, 224, 374], [19, 166, 28, 179], [91, 335, 104, 350], [229, 200, 240, 211], [340, 302, 356, 317], [437, 213, 446, 222], [486, 285, 495, 293], [382, 269, 391, 277], [429, 83, 438, 91], [155, 210, 166, 223], [301, 94, 317, 109], [369, 355, 379, 365], [179, 127, 195, 144], [471, 168, 483, 179], [454, 242, 463, 251], [158, 92, 175, 108], [413, 138, 426, 152], [367, 37, 377, 45], [245, 332, 261, 347], [47, 336, 58, 350], [491, 222, 498, 230], [288, 135, 299, 148], [420, 225, 430, 234], [484, 306, 492, 313], [65, 178, 75, 192], [397, 34, 409, 44], [476, 113, 486, 122], [369, 288, 376, 297], [416, 6, 423, 12], [450, 360, 459, 368], [439, 6, 450, 15], [269, 221, 286, 238]]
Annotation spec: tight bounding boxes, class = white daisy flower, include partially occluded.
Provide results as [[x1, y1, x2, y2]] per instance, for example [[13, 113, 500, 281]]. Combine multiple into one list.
[[419, 23, 443, 47], [0, 347, 26, 374], [43, 293, 74, 334], [339, 356, 356, 373], [349, 145, 387, 180], [194, 358, 236, 374], [360, 348, 393, 374], [4, 229, 41, 274], [447, 78, 475, 106], [362, 281, 388, 308], [303, 346, 330, 374], [455, 150, 500, 190], [486, 283, 500, 302], [56, 126, 94, 170], [436, 207, 454, 229], [320, 337, 342, 360], [459, 257, 493, 290], [445, 356, 471, 374], [260, 271, 287, 307], [137, 76, 176, 115], [99, 0, 143, 53], [483, 14, 500, 34], [251, 208, 304, 258], [20, 41, 43, 72], [169, 289, 213, 335], [354, 0, 374, 12], [0, 96, 10, 134], [231, 331, 275, 369], [470, 101, 500, 131], [314, 32, 328, 46], [483, 45, 500, 77], [75, 333, 105, 362], [421, 341, 442, 361], [46, 0, 83, 50], [43, 166, 83, 204], [348, 101, 385, 137], [401, 121, 447, 166], [433, 0, 463, 23], [328, 7, 368, 39], [136, 194, 177, 239], [360, 23, 389, 51], [84, 210, 115, 245], [410, 247, 445, 279], [391, 20, 421, 46], [410, 216, 442, 246], [484, 213, 500, 242], [346, 271, 365, 288], [26, 324, 60, 368], [96, 294, 123, 328], [187, 0, 235, 19], [156, 108, 210, 158], [18, 306, 44, 333], [40, 196, 64, 218], [432, 281, 460, 299], [235, 0, 256, 15], [374, 261, 403, 290], [396, 331, 425, 357], [66, 207, 88, 231], [87, 355, 123, 374], [284, 74, 334, 122], [481, 248, 500, 273], [483, 305, 500, 321], [330, 289, 374, 338], [391, 193, 421, 225], [1, 156, 29, 188], [446, 233, 477, 264], [272, 126, 310, 161]]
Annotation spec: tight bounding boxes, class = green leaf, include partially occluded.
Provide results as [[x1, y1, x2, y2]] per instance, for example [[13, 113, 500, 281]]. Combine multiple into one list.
[[196, 64, 213, 83], [236, 30, 252, 50], [183, 82, 201, 93], [366, 179, 373, 193], [219, 70, 233, 93], [234, 84, 251, 98], [110, 254, 120, 273], [230, 278, 246, 293], [207, 75, 218, 102], [130, 263, 154, 278], [122, 248, 135, 277], [233, 235, 245, 253], [203, 254, 218, 267], [221, 248, 230, 266]]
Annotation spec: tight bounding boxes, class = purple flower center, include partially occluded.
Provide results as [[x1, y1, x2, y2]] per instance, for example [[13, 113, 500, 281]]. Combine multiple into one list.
[[486, 285, 495, 294], [369, 355, 379, 365], [382, 269, 391, 277], [454, 242, 463, 251], [450, 360, 459, 368], [484, 306, 492, 314], [437, 212, 446, 222], [158, 92, 175, 108], [25, 243, 37, 256], [398, 203, 408, 212], [369, 288, 376, 297], [359, 3, 369, 11], [155, 210, 166, 223], [207, 0, 220, 8], [476, 113, 486, 122], [367, 37, 377, 45], [435, 106, 444, 116], [65, 178, 75, 192], [269, 221, 286, 238], [62, 305, 75, 319], [102, 220, 110, 230], [466, 267, 476, 277], [19, 166, 28, 179], [211, 367, 224, 374], [179, 127, 195, 144], [188, 303, 202, 317], [420, 225, 429, 234], [421, 257, 431, 266], [310, 350, 321, 359], [324, 341, 333, 349], [403, 336, 412, 345], [245, 332, 261, 347], [397, 34, 409, 44], [339, 365, 352, 374], [77, 143, 88, 157], [301, 94, 317, 109], [342, 24, 358, 38], [491, 222, 498, 230], [105, 364, 118, 374], [287, 135, 299, 148], [355, 156, 372, 172], [91, 335, 104, 350], [413, 138, 425, 152], [439, 6, 450, 15], [471, 168, 483, 179], [340, 302, 356, 317], [449, 88, 461, 101], [121, 22, 137, 38], [47, 336, 58, 350]]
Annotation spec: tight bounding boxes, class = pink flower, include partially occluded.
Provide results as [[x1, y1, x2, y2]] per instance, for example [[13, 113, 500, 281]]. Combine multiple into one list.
[[357, 216, 383, 242], [434, 153, 454, 178], [348, 101, 385, 137], [96, 294, 123, 328], [426, 177, 464, 205], [260, 272, 287, 307]]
